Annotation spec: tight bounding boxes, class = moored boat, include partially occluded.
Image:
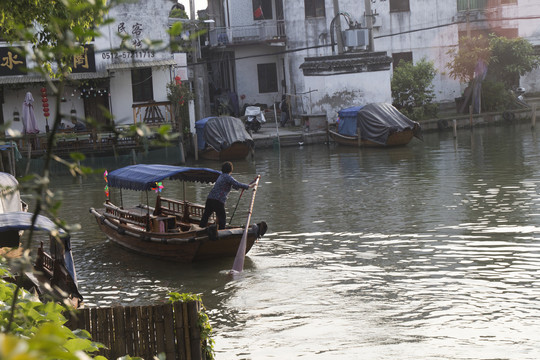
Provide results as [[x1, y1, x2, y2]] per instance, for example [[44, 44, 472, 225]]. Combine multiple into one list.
[[328, 103, 422, 147], [1, 172, 83, 307], [89, 164, 267, 262], [195, 116, 254, 160]]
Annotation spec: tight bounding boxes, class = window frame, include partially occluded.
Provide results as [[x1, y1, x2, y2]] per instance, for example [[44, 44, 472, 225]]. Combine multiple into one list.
[[390, 0, 410, 13], [131, 67, 154, 103], [252, 0, 273, 20], [304, 0, 326, 19], [392, 52, 413, 69], [257, 63, 278, 94]]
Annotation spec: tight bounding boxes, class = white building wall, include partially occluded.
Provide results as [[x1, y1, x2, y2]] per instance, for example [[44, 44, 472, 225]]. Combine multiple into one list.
[[518, 0, 540, 93], [304, 70, 392, 121], [234, 46, 282, 108], [94, 0, 176, 72]]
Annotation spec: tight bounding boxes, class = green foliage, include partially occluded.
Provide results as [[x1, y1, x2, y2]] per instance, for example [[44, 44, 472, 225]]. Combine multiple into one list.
[[167, 80, 194, 132], [391, 58, 438, 120], [488, 35, 540, 88], [447, 34, 540, 87], [480, 80, 513, 112], [168, 292, 215, 360], [0, 262, 104, 359], [446, 35, 491, 83]]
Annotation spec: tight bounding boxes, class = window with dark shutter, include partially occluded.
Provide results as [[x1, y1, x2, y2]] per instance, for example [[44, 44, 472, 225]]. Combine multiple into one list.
[[257, 63, 278, 93], [305, 0, 326, 18], [390, 0, 410, 12], [131, 67, 154, 103]]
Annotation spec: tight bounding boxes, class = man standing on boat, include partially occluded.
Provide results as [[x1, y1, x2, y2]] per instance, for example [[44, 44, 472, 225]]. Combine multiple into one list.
[[200, 161, 254, 229]]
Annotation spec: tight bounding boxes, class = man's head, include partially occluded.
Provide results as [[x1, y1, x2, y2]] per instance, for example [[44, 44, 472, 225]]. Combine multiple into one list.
[[221, 161, 233, 174]]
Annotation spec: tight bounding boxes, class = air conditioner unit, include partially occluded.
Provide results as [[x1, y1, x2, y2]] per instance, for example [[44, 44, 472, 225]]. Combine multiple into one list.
[[342, 29, 369, 48]]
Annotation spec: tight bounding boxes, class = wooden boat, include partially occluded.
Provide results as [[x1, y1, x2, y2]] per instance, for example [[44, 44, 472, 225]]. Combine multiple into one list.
[[89, 164, 267, 262], [195, 116, 254, 160], [0, 172, 83, 307], [328, 103, 422, 147], [0, 212, 83, 308]]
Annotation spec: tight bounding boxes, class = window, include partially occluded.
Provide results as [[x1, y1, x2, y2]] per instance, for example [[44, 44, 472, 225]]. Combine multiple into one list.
[[252, 0, 273, 20], [305, 0, 325, 18], [457, 0, 487, 11], [131, 67, 154, 102], [390, 0, 410, 12], [257, 63, 278, 93], [392, 52, 413, 68]]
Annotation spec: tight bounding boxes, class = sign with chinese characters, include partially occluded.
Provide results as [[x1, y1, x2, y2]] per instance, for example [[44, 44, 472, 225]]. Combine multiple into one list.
[[0, 47, 26, 76], [117, 21, 145, 49], [71, 44, 96, 73]]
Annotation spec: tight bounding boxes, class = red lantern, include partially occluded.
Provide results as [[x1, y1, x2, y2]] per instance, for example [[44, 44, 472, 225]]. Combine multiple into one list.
[[41, 87, 47, 93], [44, 112, 50, 117], [41, 97, 48, 102], [43, 107, 49, 112]]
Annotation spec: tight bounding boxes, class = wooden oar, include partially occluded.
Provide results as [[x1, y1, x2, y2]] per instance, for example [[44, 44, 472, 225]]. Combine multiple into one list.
[[228, 189, 245, 226], [231, 175, 260, 273]]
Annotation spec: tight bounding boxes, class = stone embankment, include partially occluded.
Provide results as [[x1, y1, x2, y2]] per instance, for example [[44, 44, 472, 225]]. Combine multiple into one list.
[[252, 102, 539, 149]]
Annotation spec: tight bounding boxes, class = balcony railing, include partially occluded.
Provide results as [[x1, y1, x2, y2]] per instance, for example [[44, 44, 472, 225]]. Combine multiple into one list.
[[208, 20, 285, 47], [458, 0, 517, 11]]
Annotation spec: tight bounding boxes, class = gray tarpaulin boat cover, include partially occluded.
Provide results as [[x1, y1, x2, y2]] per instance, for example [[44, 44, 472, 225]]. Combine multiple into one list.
[[195, 116, 254, 151], [337, 103, 423, 145]]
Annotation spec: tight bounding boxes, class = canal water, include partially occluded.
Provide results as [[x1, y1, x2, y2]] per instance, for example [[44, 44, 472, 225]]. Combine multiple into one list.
[[48, 122, 540, 359]]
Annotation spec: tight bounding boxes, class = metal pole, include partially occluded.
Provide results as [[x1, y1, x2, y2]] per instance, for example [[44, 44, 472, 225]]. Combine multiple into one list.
[[364, 0, 374, 51]]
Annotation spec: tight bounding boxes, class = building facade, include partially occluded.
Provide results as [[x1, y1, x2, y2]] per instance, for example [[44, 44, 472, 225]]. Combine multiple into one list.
[[202, 0, 540, 122], [0, 0, 186, 135]]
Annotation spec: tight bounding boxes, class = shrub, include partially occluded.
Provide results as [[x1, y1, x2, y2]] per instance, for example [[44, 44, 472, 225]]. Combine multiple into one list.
[[391, 58, 438, 120]]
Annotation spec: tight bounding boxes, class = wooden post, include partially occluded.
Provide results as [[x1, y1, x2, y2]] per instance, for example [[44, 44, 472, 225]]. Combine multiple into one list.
[[453, 119, 457, 139], [532, 104, 537, 129], [25, 141, 31, 176], [179, 136, 185, 164], [469, 105, 473, 129], [193, 133, 198, 160]]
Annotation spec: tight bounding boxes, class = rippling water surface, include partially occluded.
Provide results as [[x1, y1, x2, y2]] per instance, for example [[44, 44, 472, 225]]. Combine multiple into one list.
[[50, 123, 540, 359]]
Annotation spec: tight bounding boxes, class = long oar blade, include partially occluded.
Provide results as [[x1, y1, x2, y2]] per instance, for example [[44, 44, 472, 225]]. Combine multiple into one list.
[[231, 175, 260, 273]]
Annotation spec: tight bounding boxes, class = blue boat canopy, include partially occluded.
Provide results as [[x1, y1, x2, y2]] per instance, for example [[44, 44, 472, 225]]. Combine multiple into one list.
[[0, 211, 67, 235], [337, 103, 422, 145], [107, 164, 221, 191]]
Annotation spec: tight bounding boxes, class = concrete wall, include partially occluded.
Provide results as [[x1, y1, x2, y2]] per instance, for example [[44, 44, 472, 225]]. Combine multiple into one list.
[[234, 46, 283, 108], [303, 69, 392, 122]]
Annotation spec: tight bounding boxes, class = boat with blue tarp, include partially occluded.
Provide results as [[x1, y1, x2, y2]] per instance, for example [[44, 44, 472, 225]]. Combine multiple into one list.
[[89, 164, 267, 262], [328, 103, 423, 147], [195, 116, 254, 160]]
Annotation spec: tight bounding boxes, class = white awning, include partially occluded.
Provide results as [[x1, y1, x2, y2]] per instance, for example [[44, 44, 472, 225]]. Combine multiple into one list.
[[0, 71, 109, 85], [106, 59, 176, 70]]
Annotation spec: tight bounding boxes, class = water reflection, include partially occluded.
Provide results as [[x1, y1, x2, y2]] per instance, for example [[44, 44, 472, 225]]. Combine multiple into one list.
[[48, 123, 540, 359]]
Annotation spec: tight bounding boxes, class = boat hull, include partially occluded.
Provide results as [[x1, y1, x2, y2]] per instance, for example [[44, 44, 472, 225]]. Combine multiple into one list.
[[199, 142, 252, 161], [90, 208, 263, 262], [328, 129, 414, 147]]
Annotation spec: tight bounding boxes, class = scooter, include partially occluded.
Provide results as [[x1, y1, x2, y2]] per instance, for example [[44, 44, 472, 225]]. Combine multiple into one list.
[[244, 106, 266, 133]]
